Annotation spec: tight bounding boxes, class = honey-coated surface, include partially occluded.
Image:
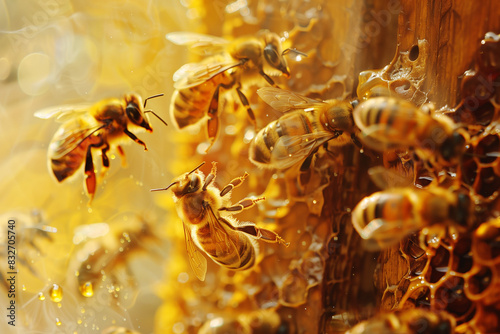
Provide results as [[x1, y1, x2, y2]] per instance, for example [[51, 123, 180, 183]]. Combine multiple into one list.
[[1, 1, 500, 334]]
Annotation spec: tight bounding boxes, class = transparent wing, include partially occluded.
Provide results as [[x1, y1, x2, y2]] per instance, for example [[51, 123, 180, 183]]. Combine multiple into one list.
[[182, 222, 208, 281], [166, 32, 229, 56], [205, 205, 241, 265], [49, 118, 104, 159], [34, 104, 92, 123], [270, 132, 333, 170], [368, 166, 414, 190], [173, 61, 242, 89], [257, 87, 324, 113]]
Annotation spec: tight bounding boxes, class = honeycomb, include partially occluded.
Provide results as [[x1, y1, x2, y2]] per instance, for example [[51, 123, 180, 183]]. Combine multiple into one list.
[[1, 1, 500, 334]]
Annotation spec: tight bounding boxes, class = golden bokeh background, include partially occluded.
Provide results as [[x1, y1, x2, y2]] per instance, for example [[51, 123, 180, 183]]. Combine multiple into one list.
[[2, 0, 500, 333]]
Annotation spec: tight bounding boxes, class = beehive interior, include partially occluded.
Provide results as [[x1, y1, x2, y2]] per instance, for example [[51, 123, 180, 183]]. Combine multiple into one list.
[[1, 1, 500, 334]]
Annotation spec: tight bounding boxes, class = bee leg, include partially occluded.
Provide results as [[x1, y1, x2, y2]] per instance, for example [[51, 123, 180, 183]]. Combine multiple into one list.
[[300, 152, 315, 172], [124, 128, 148, 151], [84, 145, 96, 204], [235, 224, 289, 247], [206, 85, 222, 152], [220, 172, 249, 197], [99, 143, 110, 181], [202, 162, 218, 191], [351, 133, 363, 149], [259, 70, 279, 88], [219, 196, 265, 212], [236, 87, 256, 128], [117, 145, 127, 168]]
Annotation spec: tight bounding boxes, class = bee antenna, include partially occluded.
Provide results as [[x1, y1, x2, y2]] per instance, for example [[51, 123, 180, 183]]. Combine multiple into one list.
[[282, 48, 308, 57], [188, 161, 206, 175], [144, 110, 168, 127], [151, 182, 178, 192], [143, 93, 164, 108]]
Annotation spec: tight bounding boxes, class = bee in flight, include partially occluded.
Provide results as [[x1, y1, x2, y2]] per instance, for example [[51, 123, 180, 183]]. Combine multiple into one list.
[[353, 96, 469, 168], [35, 93, 166, 202], [351, 186, 471, 249], [249, 87, 360, 171], [151, 161, 289, 281], [166, 30, 298, 152]]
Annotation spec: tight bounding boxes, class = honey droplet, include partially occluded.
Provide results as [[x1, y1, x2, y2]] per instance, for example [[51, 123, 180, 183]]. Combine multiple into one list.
[[38, 292, 45, 301], [80, 282, 94, 297], [55, 317, 62, 326], [50, 283, 63, 303]]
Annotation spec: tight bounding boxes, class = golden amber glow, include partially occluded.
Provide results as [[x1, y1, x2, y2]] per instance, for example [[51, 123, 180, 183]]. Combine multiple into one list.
[[2, 0, 500, 333]]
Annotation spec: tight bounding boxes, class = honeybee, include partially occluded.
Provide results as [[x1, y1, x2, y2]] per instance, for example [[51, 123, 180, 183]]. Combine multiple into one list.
[[353, 96, 469, 167], [35, 93, 166, 202], [167, 31, 295, 151], [345, 309, 456, 334], [151, 161, 289, 281], [198, 309, 281, 334], [351, 186, 471, 249], [249, 87, 360, 170]]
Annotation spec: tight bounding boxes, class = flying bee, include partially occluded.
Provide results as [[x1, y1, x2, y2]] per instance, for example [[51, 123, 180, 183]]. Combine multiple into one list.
[[351, 186, 472, 250], [151, 161, 289, 281], [353, 96, 469, 168], [249, 87, 360, 170], [35, 93, 167, 202], [167, 30, 298, 151]]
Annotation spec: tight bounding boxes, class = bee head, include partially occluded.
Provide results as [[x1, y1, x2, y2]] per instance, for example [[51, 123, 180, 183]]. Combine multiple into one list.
[[151, 162, 205, 197], [125, 94, 152, 132], [322, 101, 355, 133]]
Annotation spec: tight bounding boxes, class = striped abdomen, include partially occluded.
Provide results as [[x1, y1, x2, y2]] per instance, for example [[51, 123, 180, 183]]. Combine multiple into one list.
[[49, 118, 103, 182], [170, 73, 233, 129], [354, 97, 425, 147], [250, 111, 316, 167], [195, 221, 255, 271]]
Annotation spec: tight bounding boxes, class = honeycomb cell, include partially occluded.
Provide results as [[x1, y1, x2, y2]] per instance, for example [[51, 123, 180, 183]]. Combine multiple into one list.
[[460, 70, 495, 104], [475, 134, 500, 165], [280, 269, 309, 307], [473, 166, 500, 198], [434, 276, 474, 321], [473, 219, 500, 265], [254, 281, 279, 309], [401, 285, 431, 309], [452, 237, 473, 274], [465, 266, 492, 300], [426, 245, 450, 284]]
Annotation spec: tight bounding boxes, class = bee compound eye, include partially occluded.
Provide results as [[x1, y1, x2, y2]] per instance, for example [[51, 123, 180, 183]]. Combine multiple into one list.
[[126, 104, 142, 124], [264, 44, 280, 66]]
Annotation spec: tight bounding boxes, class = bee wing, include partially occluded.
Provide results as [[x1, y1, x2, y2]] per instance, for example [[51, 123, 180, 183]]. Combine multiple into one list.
[[354, 123, 405, 151], [173, 61, 243, 89], [166, 32, 229, 56], [368, 166, 414, 190], [34, 104, 92, 123], [257, 87, 324, 113], [270, 132, 334, 169], [50, 119, 105, 159], [182, 222, 208, 281], [205, 206, 242, 265]]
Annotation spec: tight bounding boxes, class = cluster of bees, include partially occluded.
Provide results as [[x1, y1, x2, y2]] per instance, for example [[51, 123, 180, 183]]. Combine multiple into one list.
[[24, 2, 500, 332]]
